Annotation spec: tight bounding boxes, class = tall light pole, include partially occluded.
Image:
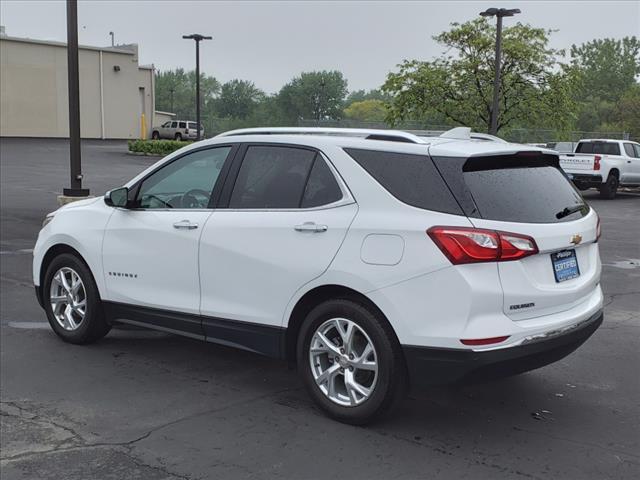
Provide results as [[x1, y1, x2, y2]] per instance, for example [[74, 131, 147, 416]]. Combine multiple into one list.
[[64, 0, 88, 197], [480, 7, 520, 135], [182, 34, 212, 141]]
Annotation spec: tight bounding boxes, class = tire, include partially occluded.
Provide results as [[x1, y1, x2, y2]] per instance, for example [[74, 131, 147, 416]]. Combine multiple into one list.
[[599, 173, 619, 199], [151, 131, 160, 140], [174, 133, 182, 141], [43, 253, 111, 344], [297, 299, 406, 425], [574, 181, 589, 191]]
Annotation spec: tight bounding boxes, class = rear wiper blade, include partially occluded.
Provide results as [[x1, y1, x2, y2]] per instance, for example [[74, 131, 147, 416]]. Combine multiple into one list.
[[555, 205, 585, 219]]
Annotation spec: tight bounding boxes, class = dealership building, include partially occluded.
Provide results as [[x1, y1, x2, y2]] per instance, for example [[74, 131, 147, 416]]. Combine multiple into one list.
[[0, 30, 156, 139]]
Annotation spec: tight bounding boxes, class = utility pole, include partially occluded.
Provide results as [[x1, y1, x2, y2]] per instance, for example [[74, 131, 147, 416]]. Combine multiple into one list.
[[64, 0, 88, 197], [169, 87, 175, 113], [182, 34, 212, 141], [479, 7, 520, 135]]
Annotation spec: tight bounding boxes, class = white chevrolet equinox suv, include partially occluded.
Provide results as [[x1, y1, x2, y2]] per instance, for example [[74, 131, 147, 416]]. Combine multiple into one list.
[[34, 127, 603, 424]]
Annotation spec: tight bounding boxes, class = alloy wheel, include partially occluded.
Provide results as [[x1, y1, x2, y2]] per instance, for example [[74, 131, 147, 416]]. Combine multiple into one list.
[[309, 318, 378, 406], [49, 267, 87, 331]]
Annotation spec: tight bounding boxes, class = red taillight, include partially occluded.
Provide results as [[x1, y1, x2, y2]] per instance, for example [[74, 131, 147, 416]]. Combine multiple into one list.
[[596, 213, 601, 241], [594, 155, 601, 171], [460, 336, 510, 346], [427, 226, 538, 265]]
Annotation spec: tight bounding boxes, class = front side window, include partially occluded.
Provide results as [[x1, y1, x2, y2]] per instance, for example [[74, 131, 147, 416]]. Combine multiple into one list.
[[162, 121, 171, 128], [623, 143, 635, 157], [229, 146, 317, 209], [135, 147, 231, 209]]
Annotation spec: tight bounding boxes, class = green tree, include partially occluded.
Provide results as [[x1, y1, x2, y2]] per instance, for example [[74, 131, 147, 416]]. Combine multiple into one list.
[[382, 18, 575, 134], [568, 37, 640, 132], [277, 70, 348, 123], [611, 84, 640, 138], [214, 79, 265, 119], [155, 69, 220, 120], [345, 89, 391, 107], [344, 99, 388, 122]]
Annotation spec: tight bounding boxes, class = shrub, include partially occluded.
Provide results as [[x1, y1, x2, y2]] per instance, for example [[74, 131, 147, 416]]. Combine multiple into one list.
[[128, 139, 190, 156]]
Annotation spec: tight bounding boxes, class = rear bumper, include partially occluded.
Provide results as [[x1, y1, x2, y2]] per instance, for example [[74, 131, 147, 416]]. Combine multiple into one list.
[[568, 174, 603, 185], [402, 309, 603, 389]]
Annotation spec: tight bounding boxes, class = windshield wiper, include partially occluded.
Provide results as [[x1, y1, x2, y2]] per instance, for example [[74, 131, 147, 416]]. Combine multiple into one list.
[[555, 205, 585, 219]]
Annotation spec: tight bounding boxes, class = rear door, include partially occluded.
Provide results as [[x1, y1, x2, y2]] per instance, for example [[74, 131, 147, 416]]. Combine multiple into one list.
[[199, 144, 357, 332], [623, 143, 640, 182], [433, 153, 600, 321]]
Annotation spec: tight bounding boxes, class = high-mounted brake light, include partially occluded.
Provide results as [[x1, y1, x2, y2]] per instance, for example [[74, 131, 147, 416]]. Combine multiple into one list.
[[427, 226, 538, 265], [593, 155, 601, 171]]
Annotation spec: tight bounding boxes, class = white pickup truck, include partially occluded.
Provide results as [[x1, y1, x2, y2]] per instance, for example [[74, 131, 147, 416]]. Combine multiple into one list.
[[559, 139, 640, 199]]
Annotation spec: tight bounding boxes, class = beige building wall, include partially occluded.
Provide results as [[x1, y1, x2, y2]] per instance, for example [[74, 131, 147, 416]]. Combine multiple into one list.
[[0, 37, 154, 139]]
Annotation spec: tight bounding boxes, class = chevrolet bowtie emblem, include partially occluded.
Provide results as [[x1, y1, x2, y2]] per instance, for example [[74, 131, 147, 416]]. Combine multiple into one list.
[[570, 234, 582, 245]]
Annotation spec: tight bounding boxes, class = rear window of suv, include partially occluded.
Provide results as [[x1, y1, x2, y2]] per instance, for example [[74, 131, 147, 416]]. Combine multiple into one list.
[[344, 148, 463, 215], [433, 154, 589, 223], [575, 141, 620, 155]]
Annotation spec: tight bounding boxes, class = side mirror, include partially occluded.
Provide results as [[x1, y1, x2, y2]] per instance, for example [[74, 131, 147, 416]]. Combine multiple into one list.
[[104, 187, 129, 208]]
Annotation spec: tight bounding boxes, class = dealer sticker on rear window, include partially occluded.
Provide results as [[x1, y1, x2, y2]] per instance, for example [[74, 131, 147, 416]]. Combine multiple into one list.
[[551, 249, 580, 283]]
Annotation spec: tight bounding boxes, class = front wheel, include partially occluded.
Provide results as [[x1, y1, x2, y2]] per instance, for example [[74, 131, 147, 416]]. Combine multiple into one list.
[[43, 253, 111, 344], [151, 130, 160, 140], [297, 299, 406, 425], [599, 173, 619, 199]]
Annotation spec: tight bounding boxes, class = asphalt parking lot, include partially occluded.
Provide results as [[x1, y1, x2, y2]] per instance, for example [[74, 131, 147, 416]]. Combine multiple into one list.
[[1, 137, 639, 480]]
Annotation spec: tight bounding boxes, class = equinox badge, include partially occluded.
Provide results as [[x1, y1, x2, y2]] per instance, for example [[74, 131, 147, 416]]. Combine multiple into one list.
[[570, 234, 583, 245]]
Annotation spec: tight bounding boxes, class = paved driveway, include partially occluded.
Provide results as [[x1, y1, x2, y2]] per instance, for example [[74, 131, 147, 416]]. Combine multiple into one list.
[[1, 138, 639, 479]]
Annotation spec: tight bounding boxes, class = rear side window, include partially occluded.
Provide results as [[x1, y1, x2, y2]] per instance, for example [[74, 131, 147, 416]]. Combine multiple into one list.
[[179, 121, 187, 129], [344, 148, 463, 215], [575, 141, 620, 155], [301, 157, 343, 208], [229, 146, 316, 208], [433, 155, 589, 223]]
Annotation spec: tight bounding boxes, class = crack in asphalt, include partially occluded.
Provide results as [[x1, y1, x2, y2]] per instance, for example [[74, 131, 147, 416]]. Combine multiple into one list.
[[604, 291, 640, 307], [0, 387, 299, 477]]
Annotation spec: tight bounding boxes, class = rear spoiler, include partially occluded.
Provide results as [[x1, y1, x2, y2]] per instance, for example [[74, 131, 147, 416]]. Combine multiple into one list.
[[463, 151, 560, 172]]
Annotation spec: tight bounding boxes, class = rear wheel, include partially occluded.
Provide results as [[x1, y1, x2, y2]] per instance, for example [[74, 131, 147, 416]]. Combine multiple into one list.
[[599, 173, 619, 199], [174, 132, 182, 141], [297, 299, 406, 425], [43, 253, 111, 344]]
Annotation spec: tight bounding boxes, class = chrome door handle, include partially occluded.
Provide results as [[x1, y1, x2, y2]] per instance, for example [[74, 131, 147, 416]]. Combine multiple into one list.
[[294, 222, 328, 232], [173, 220, 198, 230]]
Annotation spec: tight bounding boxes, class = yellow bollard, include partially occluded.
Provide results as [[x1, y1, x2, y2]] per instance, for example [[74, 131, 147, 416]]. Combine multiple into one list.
[[140, 113, 147, 140]]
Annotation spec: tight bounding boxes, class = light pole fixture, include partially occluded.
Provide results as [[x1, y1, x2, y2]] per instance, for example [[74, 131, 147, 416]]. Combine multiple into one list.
[[479, 7, 521, 135], [109, 31, 114, 47], [182, 34, 212, 141]]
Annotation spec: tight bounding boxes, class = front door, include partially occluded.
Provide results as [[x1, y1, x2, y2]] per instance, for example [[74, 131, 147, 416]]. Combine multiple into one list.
[[102, 145, 234, 334]]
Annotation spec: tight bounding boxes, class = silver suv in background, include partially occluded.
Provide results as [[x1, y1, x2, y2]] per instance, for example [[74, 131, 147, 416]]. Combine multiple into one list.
[[152, 120, 204, 141]]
